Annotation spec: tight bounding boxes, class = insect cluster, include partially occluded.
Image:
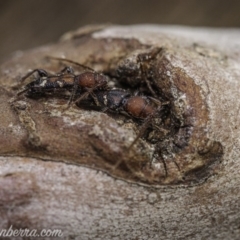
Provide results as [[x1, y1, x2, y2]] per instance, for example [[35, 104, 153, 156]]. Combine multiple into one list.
[[16, 52, 173, 177]]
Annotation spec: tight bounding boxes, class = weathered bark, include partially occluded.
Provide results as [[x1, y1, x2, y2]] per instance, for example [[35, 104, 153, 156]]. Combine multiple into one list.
[[0, 25, 240, 239]]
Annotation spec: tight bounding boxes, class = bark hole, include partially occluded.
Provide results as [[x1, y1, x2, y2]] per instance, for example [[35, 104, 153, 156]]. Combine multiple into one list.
[[6, 37, 223, 186]]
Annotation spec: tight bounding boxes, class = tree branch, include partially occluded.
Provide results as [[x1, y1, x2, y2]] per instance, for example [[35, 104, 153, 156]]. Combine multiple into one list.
[[0, 25, 239, 239]]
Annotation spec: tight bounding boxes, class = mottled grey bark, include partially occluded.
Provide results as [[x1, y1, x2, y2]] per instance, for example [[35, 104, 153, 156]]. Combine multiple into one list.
[[0, 25, 239, 239]]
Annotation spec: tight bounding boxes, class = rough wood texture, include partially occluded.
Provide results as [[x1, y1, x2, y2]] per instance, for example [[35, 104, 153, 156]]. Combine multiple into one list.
[[0, 25, 239, 239]]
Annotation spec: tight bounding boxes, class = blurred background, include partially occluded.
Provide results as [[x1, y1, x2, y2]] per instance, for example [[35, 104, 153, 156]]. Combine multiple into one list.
[[1, 0, 240, 63]]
